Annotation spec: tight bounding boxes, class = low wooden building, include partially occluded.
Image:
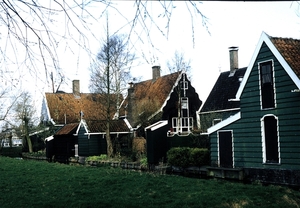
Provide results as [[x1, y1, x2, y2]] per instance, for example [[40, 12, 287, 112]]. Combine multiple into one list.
[[46, 123, 78, 163], [76, 119, 132, 157]]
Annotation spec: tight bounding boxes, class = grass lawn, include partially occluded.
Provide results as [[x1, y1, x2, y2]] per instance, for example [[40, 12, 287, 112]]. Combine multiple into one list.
[[0, 157, 299, 208]]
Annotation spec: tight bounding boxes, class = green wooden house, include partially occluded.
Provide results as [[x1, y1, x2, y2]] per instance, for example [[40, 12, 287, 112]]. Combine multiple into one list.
[[76, 119, 132, 157], [207, 32, 300, 186]]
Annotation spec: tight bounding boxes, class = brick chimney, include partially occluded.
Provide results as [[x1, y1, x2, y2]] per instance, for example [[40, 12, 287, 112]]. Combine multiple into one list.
[[72, 80, 80, 96], [229, 47, 239, 75], [152, 66, 161, 81]]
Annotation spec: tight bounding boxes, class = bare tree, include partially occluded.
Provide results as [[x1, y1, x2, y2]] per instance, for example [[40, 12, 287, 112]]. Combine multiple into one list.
[[0, 1, 208, 132], [89, 18, 135, 157], [14, 92, 36, 153], [167, 50, 192, 75], [0, 1, 208, 80]]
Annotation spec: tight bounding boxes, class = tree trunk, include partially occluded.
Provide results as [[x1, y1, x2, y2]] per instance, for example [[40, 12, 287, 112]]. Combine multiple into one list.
[[24, 117, 33, 153], [26, 135, 33, 153], [106, 127, 113, 157]]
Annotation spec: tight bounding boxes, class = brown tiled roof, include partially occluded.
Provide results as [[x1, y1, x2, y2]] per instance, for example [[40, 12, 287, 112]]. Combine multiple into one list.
[[86, 119, 130, 133], [120, 71, 181, 125], [270, 36, 300, 78], [55, 123, 79, 135], [45, 93, 120, 124]]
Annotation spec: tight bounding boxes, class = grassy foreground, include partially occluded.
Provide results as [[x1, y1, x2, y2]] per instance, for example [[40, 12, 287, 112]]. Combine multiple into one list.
[[0, 157, 300, 208]]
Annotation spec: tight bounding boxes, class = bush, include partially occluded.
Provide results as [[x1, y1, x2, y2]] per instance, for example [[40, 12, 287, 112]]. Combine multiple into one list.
[[167, 147, 209, 168], [189, 148, 210, 167], [167, 147, 190, 168]]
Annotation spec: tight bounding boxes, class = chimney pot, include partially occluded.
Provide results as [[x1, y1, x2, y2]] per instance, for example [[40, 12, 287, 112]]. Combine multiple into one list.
[[73, 80, 80, 96], [152, 66, 161, 81], [229, 46, 239, 74]]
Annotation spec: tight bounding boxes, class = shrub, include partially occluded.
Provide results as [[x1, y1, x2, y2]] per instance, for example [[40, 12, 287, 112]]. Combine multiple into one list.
[[167, 147, 209, 168], [167, 147, 190, 168], [139, 156, 148, 169], [189, 148, 210, 167]]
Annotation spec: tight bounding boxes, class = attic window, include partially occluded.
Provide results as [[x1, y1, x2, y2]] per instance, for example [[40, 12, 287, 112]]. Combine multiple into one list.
[[259, 60, 275, 109]]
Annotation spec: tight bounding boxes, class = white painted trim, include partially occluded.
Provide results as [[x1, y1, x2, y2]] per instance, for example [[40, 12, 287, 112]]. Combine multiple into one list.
[[199, 108, 240, 115], [42, 95, 55, 125], [207, 112, 241, 134], [85, 132, 130, 135], [258, 60, 277, 110], [145, 120, 168, 131], [45, 135, 54, 142], [75, 119, 89, 135], [236, 31, 300, 99], [135, 72, 184, 128], [123, 118, 133, 131], [260, 114, 281, 164], [217, 130, 234, 168]]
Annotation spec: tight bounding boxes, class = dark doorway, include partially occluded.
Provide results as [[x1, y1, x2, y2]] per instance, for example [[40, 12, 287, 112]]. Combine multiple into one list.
[[264, 116, 279, 163], [218, 131, 233, 168]]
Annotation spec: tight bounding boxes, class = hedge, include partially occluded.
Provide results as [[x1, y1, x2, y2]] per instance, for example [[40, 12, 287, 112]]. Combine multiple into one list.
[[167, 147, 209, 168]]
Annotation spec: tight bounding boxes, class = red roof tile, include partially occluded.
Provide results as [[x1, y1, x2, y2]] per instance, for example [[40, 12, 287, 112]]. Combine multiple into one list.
[[120, 71, 181, 125], [55, 123, 79, 135], [45, 93, 120, 124], [270, 36, 300, 78]]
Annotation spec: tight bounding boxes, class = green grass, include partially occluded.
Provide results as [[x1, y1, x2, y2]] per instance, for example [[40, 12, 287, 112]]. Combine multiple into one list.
[[0, 157, 300, 208]]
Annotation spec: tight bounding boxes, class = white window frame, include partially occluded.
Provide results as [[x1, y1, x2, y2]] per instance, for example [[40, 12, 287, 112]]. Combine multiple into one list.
[[261, 114, 280, 164], [258, 59, 276, 110], [217, 130, 234, 168]]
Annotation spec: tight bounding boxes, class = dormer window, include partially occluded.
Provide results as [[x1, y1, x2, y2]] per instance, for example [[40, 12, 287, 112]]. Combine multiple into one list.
[[259, 60, 275, 109]]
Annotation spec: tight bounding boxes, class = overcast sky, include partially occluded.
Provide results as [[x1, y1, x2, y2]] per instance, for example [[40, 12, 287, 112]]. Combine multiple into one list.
[[1, 1, 299, 128], [55, 1, 300, 104]]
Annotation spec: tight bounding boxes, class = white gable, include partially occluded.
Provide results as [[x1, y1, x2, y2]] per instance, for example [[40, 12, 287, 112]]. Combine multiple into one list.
[[236, 31, 300, 100]]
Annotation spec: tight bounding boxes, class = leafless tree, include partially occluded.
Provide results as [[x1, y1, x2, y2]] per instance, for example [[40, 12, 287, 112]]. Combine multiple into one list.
[[0, 1, 209, 137], [167, 50, 192, 75], [0, 1, 208, 82], [14, 91, 36, 153], [89, 17, 135, 157]]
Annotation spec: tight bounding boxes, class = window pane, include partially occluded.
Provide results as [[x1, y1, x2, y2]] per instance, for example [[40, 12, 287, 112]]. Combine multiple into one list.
[[260, 61, 275, 109]]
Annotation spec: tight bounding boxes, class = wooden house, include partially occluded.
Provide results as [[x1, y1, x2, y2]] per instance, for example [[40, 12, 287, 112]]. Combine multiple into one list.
[[42, 80, 118, 127], [207, 32, 300, 186], [124, 67, 202, 165], [76, 119, 132, 157], [120, 66, 202, 136], [199, 47, 247, 132], [46, 123, 78, 163], [42, 80, 127, 159]]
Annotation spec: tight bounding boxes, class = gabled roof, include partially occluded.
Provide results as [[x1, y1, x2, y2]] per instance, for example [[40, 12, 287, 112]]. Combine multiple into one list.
[[200, 68, 247, 113], [120, 71, 183, 126], [86, 119, 131, 133], [131, 71, 182, 109], [55, 123, 79, 135], [44, 93, 119, 125], [208, 32, 300, 134], [79, 119, 131, 134], [236, 32, 300, 99]]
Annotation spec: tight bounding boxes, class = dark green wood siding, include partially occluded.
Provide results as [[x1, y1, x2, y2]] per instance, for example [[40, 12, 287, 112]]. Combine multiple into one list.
[[210, 42, 300, 170], [78, 126, 89, 156]]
